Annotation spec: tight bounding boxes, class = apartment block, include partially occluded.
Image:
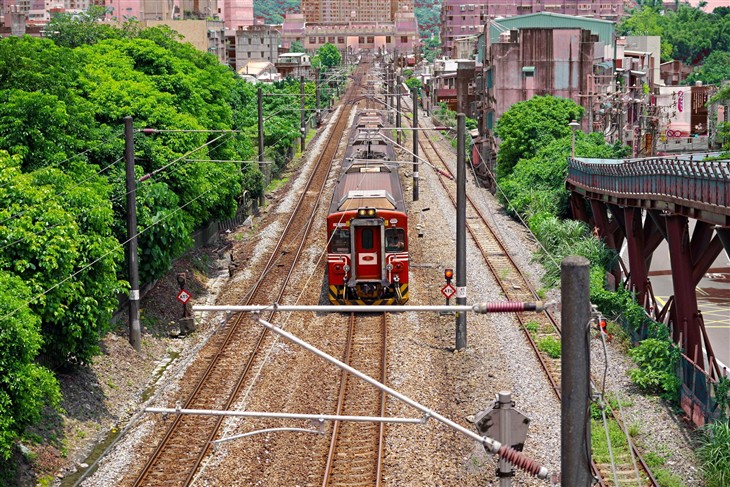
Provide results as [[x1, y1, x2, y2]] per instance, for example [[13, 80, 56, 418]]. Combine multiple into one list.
[[440, 0, 623, 58]]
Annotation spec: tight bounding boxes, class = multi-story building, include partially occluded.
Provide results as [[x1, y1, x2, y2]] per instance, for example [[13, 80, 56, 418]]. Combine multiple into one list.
[[472, 14, 616, 185], [232, 24, 280, 71], [146, 19, 227, 63], [302, 0, 413, 23], [281, 0, 419, 55], [440, 1, 623, 58]]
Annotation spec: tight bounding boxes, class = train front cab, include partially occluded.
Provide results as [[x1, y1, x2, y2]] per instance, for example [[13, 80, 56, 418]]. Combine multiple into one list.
[[327, 208, 408, 305]]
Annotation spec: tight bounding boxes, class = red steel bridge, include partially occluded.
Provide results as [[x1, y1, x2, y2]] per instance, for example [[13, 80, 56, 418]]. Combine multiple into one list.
[[566, 153, 729, 426]]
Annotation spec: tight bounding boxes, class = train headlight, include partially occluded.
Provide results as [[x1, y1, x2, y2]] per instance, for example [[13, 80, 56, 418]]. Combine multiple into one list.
[[343, 264, 350, 272], [357, 208, 377, 218], [386, 263, 393, 271]]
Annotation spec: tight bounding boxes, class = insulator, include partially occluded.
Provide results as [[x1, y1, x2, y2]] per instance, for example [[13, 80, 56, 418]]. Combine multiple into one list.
[[497, 445, 543, 477]]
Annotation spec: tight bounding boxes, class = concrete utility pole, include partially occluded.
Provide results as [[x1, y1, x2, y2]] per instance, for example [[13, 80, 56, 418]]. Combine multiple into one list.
[[124, 116, 142, 352], [300, 75, 306, 152], [455, 113, 467, 350], [396, 75, 402, 146], [257, 87, 265, 208], [412, 88, 419, 201], [561, 256, 592, 486], [315, 68, 321, 125]]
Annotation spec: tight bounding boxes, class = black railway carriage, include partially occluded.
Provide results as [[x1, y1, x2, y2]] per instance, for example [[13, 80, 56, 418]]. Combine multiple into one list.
[[326, 110, 409, 304]]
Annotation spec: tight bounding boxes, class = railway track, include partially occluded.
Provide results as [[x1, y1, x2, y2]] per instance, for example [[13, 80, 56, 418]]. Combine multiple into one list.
[[130, 67, 367, 487], [322, 312, 388, 487], [417, 123, 658, 487]]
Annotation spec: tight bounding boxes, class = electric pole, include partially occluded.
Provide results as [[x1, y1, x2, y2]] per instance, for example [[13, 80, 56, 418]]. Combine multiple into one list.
[[561, 256, 592, 486], [124, 116, 141, 352], [315, 68, 321, 126], [455, 113, 467, 350], [257, 86, 265, 208], [396, 75, 402, 146], [300, 75, 306, 152], [412, 88, 419, 201]]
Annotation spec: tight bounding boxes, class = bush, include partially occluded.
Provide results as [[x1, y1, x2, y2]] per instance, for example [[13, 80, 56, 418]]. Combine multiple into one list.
[[0, 272, 61, 460], [628, 338, 681, 400]]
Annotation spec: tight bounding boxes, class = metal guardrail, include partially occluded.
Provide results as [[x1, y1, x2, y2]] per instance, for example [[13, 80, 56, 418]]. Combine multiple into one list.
[[567, 155, 730, 212]]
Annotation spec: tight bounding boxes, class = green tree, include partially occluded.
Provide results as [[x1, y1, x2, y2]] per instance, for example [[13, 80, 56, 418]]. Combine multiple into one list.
[[0, 270, 61, 460], [500, 133, 622, 220], [494, 95, 584, 181], [314, 43, 341, 69], [685, 50, 730, 85], [45, 6, 124, 48], [289, 40, 306, 53], [0, 155, 124, 367]]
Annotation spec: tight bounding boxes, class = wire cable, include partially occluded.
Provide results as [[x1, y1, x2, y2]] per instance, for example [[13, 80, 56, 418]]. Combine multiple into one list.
[[0, 185, 218, 324], [0, 156, 124, 228]]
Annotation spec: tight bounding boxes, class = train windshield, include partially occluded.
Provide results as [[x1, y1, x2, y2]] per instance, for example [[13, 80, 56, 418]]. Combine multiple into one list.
[[385, 228, 406, 252], [330, 228, 351, 253]]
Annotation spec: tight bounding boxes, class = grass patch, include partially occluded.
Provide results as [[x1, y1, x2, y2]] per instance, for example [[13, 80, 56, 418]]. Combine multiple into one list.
[[697, 419, 730, 487], [266, 176, 290, 193], [524, 321, 539, 335], [537, 336, 561, 358]]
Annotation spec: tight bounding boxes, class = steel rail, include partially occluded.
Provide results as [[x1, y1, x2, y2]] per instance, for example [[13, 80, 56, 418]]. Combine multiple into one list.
[[132, 67, 365, 487], [420, 122, 657, 487], [322, 313, 388, 487]]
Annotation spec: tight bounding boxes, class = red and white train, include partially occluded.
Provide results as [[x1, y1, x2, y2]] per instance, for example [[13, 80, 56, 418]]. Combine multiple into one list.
[[326, 110, 409, 304]]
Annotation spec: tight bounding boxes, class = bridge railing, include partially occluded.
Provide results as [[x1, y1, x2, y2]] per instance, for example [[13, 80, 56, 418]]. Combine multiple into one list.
[[567, 156, 730, 210]]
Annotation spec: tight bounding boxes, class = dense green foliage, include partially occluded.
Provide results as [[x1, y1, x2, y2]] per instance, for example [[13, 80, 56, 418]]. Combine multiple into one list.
[[253, 0, 299, 24], [0, 267, 61, 460], [499, 133, 626, 220], [494, 95, 584, 181], [494, 95, 683, 407], [312, 43, 342, 69], [0, 14, 336, 462], [686, 50, 730, 86], [618, 4, 730, 73], [628, 338, 681, 399], [415, 0, 441, 39]]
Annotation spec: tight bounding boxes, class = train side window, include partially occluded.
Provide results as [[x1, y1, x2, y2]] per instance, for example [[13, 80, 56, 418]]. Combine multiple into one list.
[[330, 229, 350, 253], [361, 228, 374, 250], [385, 228, 406, 252]]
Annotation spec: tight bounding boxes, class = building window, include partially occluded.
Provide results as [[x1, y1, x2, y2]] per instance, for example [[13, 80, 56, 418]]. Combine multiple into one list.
[[367, 36, 374, 43], [309, 37, 316, 44], [319, 36, 325, 43], [338, 36, 344, 44], [522, 66, 535, 77], [359, 36, 365, 43], [328, 36, 335, 43]]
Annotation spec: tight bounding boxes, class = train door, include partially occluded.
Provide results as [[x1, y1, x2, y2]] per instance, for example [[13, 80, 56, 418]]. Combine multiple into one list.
[[353, 225, 381, 281]]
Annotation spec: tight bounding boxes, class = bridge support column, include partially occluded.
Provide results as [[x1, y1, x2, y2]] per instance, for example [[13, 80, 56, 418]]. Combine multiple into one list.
[[665, 215, 703, 368], [590, 200, 624, 288], [715, 227, 730, 259], [569, 192, 590, 224], [623, 207, 650, 309]]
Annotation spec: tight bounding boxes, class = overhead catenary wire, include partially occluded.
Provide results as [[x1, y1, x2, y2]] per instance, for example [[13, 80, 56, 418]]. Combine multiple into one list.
[[0, 155, 125, 228], [0, 184, 219, 325], [0, 131, 236, 256], [0, 130, 124, 193]]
